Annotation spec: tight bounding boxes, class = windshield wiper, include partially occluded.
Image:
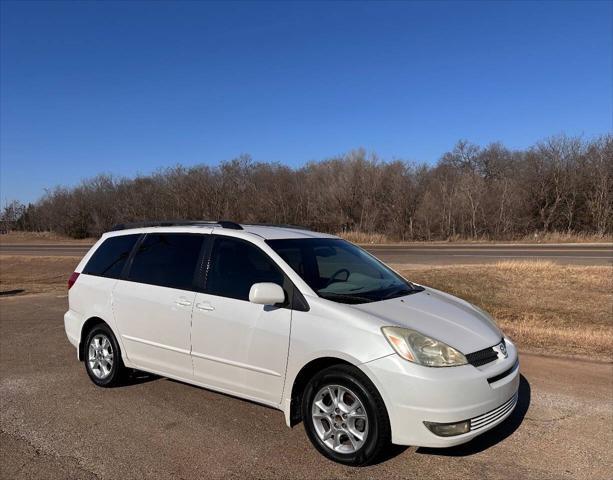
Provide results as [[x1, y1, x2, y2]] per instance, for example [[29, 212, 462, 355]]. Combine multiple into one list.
[[381, 285, 424, 300], [317, 292, 374, 304]]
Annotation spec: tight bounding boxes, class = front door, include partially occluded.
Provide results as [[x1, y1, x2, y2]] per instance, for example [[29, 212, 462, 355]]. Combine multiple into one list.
[[191, 236, 291, 405]]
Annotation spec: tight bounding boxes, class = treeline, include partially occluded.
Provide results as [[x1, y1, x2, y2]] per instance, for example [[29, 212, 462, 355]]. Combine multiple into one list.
[[3, 134, 612, 240]]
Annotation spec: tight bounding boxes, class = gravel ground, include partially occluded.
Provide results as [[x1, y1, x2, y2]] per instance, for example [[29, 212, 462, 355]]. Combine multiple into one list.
[[1, 294, 612, 479]]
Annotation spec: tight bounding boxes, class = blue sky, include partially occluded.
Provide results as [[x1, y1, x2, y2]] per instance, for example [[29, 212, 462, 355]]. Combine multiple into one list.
[[1, 1, 611, 204]]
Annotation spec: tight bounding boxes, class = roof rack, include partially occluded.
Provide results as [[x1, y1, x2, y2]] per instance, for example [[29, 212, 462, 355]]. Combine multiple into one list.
[[244, 223, 311, 231], [109, 220, 243, 231]]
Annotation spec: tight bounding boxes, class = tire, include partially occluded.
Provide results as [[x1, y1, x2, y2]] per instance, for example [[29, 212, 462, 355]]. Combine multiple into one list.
[[84, 323, 126, 387], [301, 364, 390, 466]]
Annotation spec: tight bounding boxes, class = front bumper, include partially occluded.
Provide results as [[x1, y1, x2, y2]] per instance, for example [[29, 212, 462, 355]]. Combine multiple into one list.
[[359, 338, 520, 447]]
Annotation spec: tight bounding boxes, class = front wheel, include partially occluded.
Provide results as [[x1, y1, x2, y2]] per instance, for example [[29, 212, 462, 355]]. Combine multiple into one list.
[[301, 364, 390, 466]]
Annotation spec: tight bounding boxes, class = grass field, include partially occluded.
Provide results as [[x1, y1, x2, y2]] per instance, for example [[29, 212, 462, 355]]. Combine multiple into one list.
[[0, 256, 79, 295], [397, 261, 612, 360], [0, 232, 95, 244], [1, 255, 611, 360], [338, 230, 613, 244]]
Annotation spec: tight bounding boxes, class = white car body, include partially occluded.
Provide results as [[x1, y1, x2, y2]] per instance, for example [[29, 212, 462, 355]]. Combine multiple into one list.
[[64, 223, 519, 449]]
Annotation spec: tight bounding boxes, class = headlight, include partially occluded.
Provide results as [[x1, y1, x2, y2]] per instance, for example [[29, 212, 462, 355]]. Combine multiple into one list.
[[381, 326, 468, 367]]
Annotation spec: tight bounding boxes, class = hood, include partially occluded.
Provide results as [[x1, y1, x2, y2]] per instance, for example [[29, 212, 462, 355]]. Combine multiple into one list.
[[350, 287, 502, 354]]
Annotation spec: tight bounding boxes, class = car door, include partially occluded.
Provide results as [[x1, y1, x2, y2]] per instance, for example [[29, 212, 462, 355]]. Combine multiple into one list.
[[191, 236, 292, 405], [112, 232, 208, 380]]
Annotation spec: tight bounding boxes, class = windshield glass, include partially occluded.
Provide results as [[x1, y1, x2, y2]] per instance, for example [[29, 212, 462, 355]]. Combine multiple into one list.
[[266, 238, 423, 304]]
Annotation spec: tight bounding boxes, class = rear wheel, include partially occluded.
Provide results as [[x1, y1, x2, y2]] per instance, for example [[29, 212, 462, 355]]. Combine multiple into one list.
[[301, 364, 390, 466], [84, 324, 125, 387]]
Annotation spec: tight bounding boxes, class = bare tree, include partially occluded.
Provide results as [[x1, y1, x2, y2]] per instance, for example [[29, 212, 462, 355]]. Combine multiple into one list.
[[13, 134, 612, 240]]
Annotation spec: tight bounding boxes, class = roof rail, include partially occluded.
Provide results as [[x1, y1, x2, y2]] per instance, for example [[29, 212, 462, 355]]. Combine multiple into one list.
[[244, 223, 311, 231], [217, 220, 243, 230], [108, 220, 311, 232], [109, 220, 243, 231]]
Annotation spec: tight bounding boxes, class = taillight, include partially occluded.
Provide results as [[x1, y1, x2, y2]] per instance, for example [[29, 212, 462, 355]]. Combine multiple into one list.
[[68, 272, 80, 290]]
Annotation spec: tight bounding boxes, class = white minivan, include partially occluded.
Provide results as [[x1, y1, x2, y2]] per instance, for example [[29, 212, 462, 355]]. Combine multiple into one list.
[[64, 221, 519, 465]]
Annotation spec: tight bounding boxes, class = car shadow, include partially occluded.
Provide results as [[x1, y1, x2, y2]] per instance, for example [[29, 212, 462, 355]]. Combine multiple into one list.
[[0, 288, 26, 296], [415, 374, 531, 457], [372, 443, 410, 464], [119, 369, 160, 386]]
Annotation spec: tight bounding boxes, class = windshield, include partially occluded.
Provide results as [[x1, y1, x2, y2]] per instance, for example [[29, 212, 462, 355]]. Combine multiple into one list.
[[266, 238, 423, 304]]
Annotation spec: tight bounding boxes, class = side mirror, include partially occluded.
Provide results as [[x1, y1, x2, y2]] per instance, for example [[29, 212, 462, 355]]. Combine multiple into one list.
[[249, 282, 286, 306]]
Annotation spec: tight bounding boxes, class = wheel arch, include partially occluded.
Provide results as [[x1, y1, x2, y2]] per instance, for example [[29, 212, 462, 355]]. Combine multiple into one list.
[[288, 356, 363, 427], [78, 316, 110, 361]]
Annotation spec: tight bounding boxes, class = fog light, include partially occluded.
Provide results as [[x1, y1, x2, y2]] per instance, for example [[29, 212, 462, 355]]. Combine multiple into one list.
[[423, 420, 471, 437]]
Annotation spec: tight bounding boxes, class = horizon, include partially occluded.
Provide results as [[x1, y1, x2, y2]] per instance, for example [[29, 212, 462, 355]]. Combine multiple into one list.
[[1, 0, 611, 204]]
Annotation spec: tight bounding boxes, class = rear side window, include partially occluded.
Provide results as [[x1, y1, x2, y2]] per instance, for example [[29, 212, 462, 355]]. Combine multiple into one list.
[[206, 237, 284, 301], [82, 234, 139, 279], [127, 233, 204, 290]]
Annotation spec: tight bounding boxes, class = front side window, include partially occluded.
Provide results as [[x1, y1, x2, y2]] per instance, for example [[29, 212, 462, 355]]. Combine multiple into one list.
[[127, 233, 204, 290], [83, 234, 140, 279], [267, 238, 423, 304], [206, 237, 285, 301]]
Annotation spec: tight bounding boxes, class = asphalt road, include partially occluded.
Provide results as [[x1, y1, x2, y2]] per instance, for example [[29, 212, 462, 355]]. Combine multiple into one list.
[[367, 244, 613, 265], [1, 242, 612, 265], [1, 294, 611, 479]]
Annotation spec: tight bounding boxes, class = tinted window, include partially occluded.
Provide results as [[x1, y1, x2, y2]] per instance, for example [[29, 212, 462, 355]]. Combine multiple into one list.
[[206, 237, 284, 301], [127, 233, 204, 290], [267, 238, 423, 304], [83, 234, 139, 279]]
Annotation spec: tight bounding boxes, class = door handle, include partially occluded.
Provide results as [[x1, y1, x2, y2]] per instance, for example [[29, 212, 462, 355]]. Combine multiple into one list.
[[196, 302, 215, 311], [175, 298, 192, 307]]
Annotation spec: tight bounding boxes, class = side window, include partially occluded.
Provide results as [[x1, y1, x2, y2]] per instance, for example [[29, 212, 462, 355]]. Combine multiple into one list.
[[127, 233, 204, 290], [82, 234, 139, 279], [274, 246, 305, 277], [206, 237, 285, 301]]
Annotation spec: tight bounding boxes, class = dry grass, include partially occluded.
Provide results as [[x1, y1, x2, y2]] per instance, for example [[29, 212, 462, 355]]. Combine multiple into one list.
[[337, 230, 613, 245], [517, 231, 613, 244], [396, 260, 613, 360], [1, 255, 611, 360], [3, 230, 612, 245], [0, 256, 78, 295], [337, 230, 389, 244], [0, 231, 95, 244]]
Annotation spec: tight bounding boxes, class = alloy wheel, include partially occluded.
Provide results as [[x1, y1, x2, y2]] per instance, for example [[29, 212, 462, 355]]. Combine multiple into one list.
[[311, 384, 369, 454], [88, 334, 114, 379]]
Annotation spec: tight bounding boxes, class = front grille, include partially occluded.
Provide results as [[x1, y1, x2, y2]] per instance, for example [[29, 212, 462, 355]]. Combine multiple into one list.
[[470, 392, 518, 431], [466, 341, 502, 367]]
